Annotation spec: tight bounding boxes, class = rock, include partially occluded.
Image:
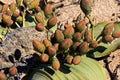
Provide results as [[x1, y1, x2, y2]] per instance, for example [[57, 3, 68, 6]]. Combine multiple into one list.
[[0, 26, 47, 69]]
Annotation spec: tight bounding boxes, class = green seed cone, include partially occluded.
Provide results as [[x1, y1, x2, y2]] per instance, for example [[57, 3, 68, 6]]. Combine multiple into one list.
[[29, 0, 38, 9], [51, 57, 60, 70], [0, 72, 7, 80], [47, 16, 57, 28], [34, 14, 44, 23], [73, 55, 81, 65], [40, 53, 49, 63], [76, 19, 86, 32], [9, 66, 18, 76], [73, 32, 81, 42], [2, 14, 13, 26], [36, 23, 45, 31], [2, 4, 8, 13], [23, 0, 30, 6], [79, 41, 89, 54], [80, 0, 92, 15], [55, 29, 64, 43], [16, 0, 21, 6], [44, 4, 53, 15], [33, 40, 46, 53], [60, 38, 73, 50], [63, 26, 75, 38], [10, 2, 16, 14], [16, 16, 23, 23], [47, 46, 56, 57], [43, 39, 52, 48]]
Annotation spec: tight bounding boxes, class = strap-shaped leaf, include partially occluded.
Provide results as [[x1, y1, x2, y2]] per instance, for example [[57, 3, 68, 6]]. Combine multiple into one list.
[[87, 22, 120, 58], [23, 56, 107, 80]]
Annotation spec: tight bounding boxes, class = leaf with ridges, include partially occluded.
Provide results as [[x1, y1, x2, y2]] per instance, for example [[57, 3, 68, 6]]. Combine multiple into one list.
[[94, 22, 109, 40], [87, 37, 120, 58], [23, 56, 107, 80]]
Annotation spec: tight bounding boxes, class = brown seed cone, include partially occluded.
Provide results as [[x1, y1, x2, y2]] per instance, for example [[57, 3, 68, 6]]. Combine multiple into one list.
[[35, 6, 41, 12], [52, 57, 60, 70], [103, 22, 114, 35], [10, 2, 16, 13], [71, 42, 81, 51], [79, 41, 89, 54], [73, 32, 81, 42], [47, 46, 56, 57], [75, 19, 86, 32], [2, 14, 13, 26], [32, 40, 46, 53], [60, 38, 73, 50], [84, 28, 92, 42], [6, 9, 12, 16], [73, 55, 81, 65], [103, 28, 112, 36], [13, 9, 20, 18], [36, 23, 45, 31], [0, 14, 2, 20], [112, 31, 120, 38], [47, 16, 57, 28], [63, 26, 75, 38], [34, 14, 44, 23], [103, 35, 113, 43], [90, 40, 98, 48], [53, 43, 59, 51], [2, 4, 8, 13], [40, 53, 49, 62], [9, 66, 18, 76], [66, 55, 73, 64], [55, 29, 64, 43], [29, 0, 38, 9], [64, 23, 74, 28], [44, 4, 53, 15], [0, 72, 7, 80], [43, 39, 52, 48]]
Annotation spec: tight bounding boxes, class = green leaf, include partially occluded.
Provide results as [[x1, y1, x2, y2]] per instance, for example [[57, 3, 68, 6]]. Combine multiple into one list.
[[87, 22, 120, 58], [23, 56, 107, 80], [25, 21, 36, 27], [0, 25, 8, 39], [24, 14, 36, 27], [94, 22, 109, 40], [87, 38, 120, 58]]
